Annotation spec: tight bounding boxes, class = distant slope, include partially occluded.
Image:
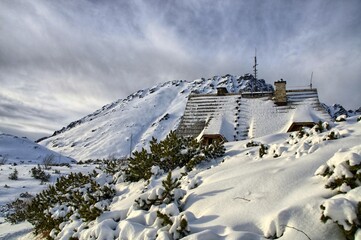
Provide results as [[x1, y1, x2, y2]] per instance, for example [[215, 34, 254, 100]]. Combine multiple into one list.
[[39, 75, 274, 161], [0, 133, 75, 164]]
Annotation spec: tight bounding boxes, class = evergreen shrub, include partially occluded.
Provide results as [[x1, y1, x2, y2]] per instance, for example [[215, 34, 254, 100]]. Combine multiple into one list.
[[246, 141, 260, 147], [97, 158, 128, 175], [314, 120, 330, 133], [134, 171, 185, 211], [259, 144, 268, 158], [316, 158, 361, 192], [134, 171, 190, 239], [30, 165, 50, 183], [6, 171, 115, 237], [316, 148, 361, 239], [126, 131, 225, 181], [320, 200, 361, 240], [8, 168, 18, 180]]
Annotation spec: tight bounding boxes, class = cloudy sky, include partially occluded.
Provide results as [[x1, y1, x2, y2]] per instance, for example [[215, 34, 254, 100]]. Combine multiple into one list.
[[1, 0, 360, 140]]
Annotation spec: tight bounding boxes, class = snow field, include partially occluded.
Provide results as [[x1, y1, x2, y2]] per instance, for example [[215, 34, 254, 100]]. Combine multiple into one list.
[[45, 117, 360, 239]]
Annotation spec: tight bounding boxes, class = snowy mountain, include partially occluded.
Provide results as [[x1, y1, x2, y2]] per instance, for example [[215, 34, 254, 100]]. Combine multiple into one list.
[[0, 133, 75, 164], [38, 75, 274, 161], [321, 103, 361, 119]]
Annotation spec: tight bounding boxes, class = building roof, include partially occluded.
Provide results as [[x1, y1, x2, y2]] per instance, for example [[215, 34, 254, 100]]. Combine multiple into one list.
[[290, 105, 321, 123], [201, 115, 234, 142]]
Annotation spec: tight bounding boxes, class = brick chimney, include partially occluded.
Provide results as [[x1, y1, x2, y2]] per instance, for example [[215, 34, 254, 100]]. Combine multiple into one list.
[[274, 79, 287, 106]]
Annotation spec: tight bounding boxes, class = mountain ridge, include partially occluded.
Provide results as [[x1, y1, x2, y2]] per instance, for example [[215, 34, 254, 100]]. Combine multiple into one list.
[[38, 74, 274, 142]]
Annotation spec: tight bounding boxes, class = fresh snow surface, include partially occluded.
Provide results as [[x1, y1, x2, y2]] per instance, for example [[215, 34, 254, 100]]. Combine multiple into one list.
[[2, 116, 356, 239]]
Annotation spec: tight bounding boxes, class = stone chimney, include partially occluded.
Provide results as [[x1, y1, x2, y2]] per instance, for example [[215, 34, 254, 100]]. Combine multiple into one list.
[[274, 79, 287, 106]]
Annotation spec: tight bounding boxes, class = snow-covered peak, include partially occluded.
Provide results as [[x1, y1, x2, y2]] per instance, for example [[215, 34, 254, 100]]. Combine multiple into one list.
[[321, 103, 361, 119], [39, 74, 273, 141]]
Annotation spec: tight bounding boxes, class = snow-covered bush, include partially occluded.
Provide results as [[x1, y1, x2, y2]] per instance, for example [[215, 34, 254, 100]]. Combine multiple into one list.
[[316, 145, 361, 239], [320, 187, 361, 240], [327, 130, 340, 140], [254, 122, 340, 160], [315, 146, 361, 192], [6, 171, 116, 238], [156, 209, 190, 239], [128, 171, 190, 239], [246, 140, 260, 147], [8, 168, 18, 180], [30, 164, 50, 183], [296, 127, 309, 138], [186, 175, 202, 190], [185, 154, 206, 172], [4, 198, 30, 223], [134, 171, 186, 211], [314, 120, 330, 133], [97, 157, 128, 175], [259, 144, 269, 158], [126, 131, 225, 181], [202, 139, 226, 160], [287, 123, 339, 147], [336, 114, 347, 122]]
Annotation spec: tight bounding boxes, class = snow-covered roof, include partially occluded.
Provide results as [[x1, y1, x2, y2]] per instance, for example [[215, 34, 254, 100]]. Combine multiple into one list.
[[290, 106, 322, 123], [202, 115, 234, 141]]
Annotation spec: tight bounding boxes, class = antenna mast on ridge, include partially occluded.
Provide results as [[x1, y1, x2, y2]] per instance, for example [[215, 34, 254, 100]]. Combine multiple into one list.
[[309, 72, 313, 89], [251, 48, 258, 95], [253, 48, 258, 79]]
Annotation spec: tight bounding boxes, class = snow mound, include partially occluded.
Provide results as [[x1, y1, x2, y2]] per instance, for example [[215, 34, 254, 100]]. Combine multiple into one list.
[[0, 133, 74, 164]]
